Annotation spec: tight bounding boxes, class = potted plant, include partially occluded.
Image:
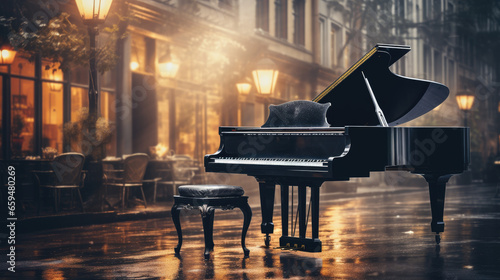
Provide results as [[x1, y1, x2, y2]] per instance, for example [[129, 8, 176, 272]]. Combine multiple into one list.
[[63, 107, 114, 161]]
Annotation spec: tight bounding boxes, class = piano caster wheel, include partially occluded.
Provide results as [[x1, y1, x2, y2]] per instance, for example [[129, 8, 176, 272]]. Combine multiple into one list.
[[264, 234, 271, 247], [435, 234, 441, 244]]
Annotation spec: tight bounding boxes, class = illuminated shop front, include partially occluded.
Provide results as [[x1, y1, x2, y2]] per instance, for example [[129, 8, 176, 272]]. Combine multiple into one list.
[[0, 53, 116, 159], [124, 31, 224, 161]]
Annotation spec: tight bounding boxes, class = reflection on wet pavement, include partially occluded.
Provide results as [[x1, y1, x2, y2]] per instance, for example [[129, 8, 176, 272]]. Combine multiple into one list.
[[1, 185, 499, 279]]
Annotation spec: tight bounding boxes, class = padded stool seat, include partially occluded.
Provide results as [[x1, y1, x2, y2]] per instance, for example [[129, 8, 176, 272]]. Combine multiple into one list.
[[178, 184, 244, 197], [171, 184, 252, 259]]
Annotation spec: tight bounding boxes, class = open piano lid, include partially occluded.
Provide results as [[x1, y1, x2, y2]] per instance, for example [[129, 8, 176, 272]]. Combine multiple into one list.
[[313, 44, 449, 126]]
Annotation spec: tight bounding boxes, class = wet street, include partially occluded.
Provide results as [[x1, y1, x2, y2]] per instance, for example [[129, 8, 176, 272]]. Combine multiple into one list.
[[1, 184, 500, 279]]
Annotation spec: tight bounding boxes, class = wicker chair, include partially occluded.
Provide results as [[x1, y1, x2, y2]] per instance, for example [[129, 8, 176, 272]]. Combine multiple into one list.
[[33, 153, 86, 213], [102, 153, 149, 209]]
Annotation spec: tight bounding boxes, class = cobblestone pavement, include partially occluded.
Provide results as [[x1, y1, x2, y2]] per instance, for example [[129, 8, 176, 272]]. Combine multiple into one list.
[[1, 184, 499, 279]]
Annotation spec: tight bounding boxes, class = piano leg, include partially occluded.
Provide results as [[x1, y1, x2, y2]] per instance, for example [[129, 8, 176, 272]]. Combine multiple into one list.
[[311, 185, 320, 241], [281, 185, 289, 237], [259, 181, 275, 247], [423, 174, 452, 244], [299, 185, 307, 239]]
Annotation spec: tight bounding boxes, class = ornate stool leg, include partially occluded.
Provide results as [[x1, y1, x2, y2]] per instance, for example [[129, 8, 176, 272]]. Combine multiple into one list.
[[200, 204, 215, 259], [171, 203, 182, 255], [239, 199, 252, 257]]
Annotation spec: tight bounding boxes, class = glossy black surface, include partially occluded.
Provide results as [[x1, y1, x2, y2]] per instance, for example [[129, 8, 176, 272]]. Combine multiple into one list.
[[313, 44, 449, 126]]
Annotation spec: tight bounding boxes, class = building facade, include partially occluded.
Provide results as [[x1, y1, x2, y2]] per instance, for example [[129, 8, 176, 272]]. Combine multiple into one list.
[[1, 0, 498, 179]]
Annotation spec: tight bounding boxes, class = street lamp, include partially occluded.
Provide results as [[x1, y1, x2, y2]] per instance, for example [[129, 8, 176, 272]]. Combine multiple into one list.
[[0, 45, 17, 65], [252, 58, 279, 95], [75, 0, 114, 118], [1, 43, 17, 159], [158, 46, 180, 78], [236, 78, 252, 95], [456, 93, 475, 127]]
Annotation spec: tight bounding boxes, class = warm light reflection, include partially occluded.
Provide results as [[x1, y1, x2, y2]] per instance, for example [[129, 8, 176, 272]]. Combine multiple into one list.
[[130, 61, 139, 71], [150, 143, 168, 159], [323, 200, 365, 250], [456, 94, 475, 111], [75, 0, 113, 23], [42, 268, 65, 280], [49, 69, 63, 91]]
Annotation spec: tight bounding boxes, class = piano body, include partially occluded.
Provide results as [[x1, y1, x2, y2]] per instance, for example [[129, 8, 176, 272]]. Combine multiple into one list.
[[205, 44, 470, 252]]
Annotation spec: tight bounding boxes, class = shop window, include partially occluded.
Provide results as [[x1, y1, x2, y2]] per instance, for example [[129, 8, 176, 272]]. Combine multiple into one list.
[[176, 91, 196, 156], [205, 94, 222, 158], [42, 82, 63, 152], [131, 33, 155, 74], [71, 66, 89, 85], [11, 78, 35, 157], [157, 88, 172, 152], [70, 87, 116, 155], [10, 56, 35, 77]]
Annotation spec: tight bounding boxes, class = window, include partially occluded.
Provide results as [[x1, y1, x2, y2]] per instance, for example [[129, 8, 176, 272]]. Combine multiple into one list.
[[293, 0, 305, 45], [423, 45, 431, 79], [331, 24, 340, 67], [218, 0, 233, 11], [256, 0, 269, 32], [343, 33, 352, 69], [434, 51, 442, 82], [42, 65, 64, 152], [447, 60, 455, 89], [319, 18, 327, 66], [396, 0, 405, 34], [275, 0, 287, 39], [130, 33, 155, 74]]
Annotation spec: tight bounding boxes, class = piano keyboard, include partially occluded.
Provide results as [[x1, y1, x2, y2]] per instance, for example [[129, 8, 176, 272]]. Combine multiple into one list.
[[212, 157, 328, 167]]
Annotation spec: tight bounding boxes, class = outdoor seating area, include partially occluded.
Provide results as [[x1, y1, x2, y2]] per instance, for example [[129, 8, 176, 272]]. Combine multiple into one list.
[[1, 152, 203, 218]]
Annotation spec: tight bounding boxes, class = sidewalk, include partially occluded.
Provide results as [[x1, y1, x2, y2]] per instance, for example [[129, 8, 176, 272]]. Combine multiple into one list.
[[3, 182, 499, 279]]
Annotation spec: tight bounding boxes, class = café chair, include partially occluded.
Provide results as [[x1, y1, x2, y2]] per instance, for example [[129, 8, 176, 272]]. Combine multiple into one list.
[[102, 153, 149, 209], [156, 155, 197, 201], [171, 184, 252, 259], [33, 152, 86, 213]]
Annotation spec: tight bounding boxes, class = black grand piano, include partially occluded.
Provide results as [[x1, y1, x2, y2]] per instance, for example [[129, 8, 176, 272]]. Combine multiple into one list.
[[205, 44, 470, 252]]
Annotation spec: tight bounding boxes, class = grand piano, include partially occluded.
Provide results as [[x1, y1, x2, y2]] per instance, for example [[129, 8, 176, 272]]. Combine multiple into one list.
[[205, 44, 470, 252]]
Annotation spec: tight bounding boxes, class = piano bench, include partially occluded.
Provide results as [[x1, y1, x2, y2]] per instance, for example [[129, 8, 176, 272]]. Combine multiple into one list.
[[171, 185, 252, 259]]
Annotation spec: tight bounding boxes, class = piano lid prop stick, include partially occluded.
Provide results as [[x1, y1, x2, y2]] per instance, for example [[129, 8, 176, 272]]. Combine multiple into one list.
[[361, 71, 389, 127]]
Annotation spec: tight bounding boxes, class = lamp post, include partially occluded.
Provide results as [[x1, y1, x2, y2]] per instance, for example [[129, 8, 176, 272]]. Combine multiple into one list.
[[456, 93, 475, 127], [1, 43, 17, 159], [75, 0, 113, 119], [252, 58, 279, 95]]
